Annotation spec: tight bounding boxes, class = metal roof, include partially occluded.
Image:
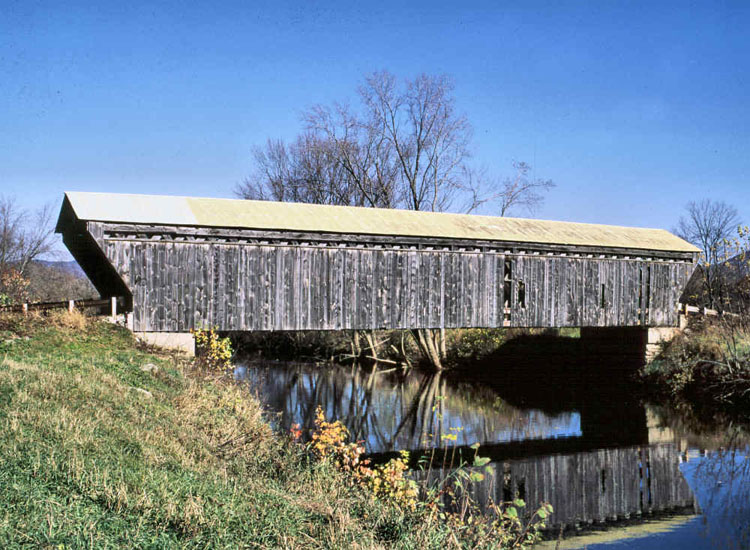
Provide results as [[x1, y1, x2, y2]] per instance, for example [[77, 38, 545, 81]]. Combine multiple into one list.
[[59, 191, 700, 253]]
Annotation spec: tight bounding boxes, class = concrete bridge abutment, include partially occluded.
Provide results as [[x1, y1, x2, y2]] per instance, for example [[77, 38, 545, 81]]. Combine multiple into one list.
[[125, 313, 195, 355], [580, 317, 686, 365], [134, 332, 196, 355]]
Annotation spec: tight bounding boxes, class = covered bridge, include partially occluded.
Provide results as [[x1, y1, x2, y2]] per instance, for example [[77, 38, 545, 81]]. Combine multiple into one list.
[[56, 192, 699, 338]]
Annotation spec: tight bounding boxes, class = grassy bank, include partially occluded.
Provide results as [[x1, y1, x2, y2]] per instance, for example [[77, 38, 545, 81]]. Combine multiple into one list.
[[0, 313, 546, 549], [643, 317, 750, 420]]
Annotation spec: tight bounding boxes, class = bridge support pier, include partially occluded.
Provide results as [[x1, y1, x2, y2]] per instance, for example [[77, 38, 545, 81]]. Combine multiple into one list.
[[644, 326, 682, 362], [580, 321, 685, 365], [134, 332, 195, 356]]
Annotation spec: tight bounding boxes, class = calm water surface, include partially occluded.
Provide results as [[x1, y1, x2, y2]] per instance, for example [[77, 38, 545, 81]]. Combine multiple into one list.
[[235, 338, 749, 550]]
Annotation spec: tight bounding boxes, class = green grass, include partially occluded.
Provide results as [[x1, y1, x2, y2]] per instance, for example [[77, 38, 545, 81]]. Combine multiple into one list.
[[0, 313, 450, 549]]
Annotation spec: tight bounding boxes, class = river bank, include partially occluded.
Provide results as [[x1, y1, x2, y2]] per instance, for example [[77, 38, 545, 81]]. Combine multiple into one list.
[[0, 312, 547, 549], [642, 316, 750, 421]]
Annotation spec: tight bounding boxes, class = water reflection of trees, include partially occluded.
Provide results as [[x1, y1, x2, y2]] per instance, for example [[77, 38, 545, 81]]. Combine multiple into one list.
[[237, 361, 580, 454], [683, 440, 750, 550]]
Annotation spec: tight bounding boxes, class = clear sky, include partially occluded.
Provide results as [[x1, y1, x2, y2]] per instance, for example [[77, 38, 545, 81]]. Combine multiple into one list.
[[2, 0, 749, 256]]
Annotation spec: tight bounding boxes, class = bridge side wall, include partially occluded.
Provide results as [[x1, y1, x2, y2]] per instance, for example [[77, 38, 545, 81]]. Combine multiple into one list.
[[91, 222, 694, 333]]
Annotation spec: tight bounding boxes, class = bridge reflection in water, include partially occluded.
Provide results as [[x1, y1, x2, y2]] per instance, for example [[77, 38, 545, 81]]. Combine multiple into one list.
[[413, 442, 696, 529], [235, 340, 699, 530]]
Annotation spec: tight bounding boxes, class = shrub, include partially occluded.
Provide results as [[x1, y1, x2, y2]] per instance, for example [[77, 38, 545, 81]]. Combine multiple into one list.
[[192, 327, 233, 371], [646, 317, 750, 415], [306, 407, 551, 548], [0, 268, 30, 305], [446, 328, 506, 360]]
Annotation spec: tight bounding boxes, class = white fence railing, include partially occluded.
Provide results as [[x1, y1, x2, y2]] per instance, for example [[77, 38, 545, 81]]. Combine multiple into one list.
[[0, 297, 122, 321], [678, 302, 739, 318]]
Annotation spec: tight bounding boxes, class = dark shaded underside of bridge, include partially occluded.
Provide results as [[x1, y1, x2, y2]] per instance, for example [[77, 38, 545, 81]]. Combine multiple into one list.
[[56, 192, 699, 336]]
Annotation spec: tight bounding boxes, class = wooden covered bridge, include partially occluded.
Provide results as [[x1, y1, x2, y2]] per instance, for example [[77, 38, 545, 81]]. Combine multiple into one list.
[[56, 192, 699, 349]]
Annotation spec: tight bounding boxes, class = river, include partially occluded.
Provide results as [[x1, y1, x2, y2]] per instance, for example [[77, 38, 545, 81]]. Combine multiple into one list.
[[234, 334, 749, 549]]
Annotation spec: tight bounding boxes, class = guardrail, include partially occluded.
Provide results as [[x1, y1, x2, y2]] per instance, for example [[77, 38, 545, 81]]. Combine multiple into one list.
[[0, 297, 122, 320], [678, 302, 739, 318]]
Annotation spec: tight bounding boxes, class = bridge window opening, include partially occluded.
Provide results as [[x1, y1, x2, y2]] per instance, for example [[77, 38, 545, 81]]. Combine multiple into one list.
[[645, 266, 651, 310], [503, 259, 512, 308], [517, 478, 526, 502], [518, 281, 526, 309], [601, 469, 608, 493], [600, 283, 606, 308], [502, 474, 512, 501], [638, 267, 643, 310], [503, 259, 512, 323], [502, 463, 512, 501]]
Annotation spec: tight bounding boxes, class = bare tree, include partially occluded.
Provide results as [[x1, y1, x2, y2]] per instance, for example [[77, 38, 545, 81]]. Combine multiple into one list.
[[353, 71, 472, 212], [460, 161, 556, 217], [351, 72, 474, 367], [0, 196, 56, 275], [239, 71, 554, 218], [237, 71, 555, 369], [304, 102, 399, 209], [675, 199, 741, 309], [240, 133, 375, 206], [496, 161, 556, 216]]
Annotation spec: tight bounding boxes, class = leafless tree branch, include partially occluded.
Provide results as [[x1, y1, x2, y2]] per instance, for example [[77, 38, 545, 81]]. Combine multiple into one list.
[[0, 196, 56, 275], [675, 199, 741, 309]]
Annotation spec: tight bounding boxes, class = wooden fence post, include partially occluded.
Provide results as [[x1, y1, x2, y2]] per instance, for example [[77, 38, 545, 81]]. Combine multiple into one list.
[[111, 297, 117, 322], [68, 300, 75, 313], [22, 303, 28, 315]]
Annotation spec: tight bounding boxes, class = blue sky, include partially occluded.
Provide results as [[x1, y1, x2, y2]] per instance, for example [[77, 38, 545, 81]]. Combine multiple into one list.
[[2, 0, 749, 256]]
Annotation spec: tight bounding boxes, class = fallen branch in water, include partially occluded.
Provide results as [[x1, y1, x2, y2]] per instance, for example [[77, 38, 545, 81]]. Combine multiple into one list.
[[339, 353, 402, 366]]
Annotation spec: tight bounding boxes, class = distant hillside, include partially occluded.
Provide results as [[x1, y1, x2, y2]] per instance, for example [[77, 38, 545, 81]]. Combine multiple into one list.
[[25, 260, 98, 302], [35, 260, 87, 279]]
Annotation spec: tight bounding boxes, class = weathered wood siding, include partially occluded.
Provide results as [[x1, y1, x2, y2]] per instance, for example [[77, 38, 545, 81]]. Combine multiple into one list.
[[89, 222, 695, 333]]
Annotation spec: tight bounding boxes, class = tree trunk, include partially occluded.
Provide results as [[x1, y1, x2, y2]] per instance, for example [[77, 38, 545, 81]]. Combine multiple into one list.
[[350, 330, 362, 358], [411, 328, 445, 370], [363, 330, 379, 361]]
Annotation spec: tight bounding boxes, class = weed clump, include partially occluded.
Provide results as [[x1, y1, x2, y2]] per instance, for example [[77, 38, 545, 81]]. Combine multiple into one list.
[[192, 327, 233, 371], [47, 308, 89, 330], [306, 406, 552, 547], [644, 317, 750, 417]]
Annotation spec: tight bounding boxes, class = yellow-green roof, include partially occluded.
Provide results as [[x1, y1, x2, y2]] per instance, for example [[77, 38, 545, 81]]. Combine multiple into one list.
[[60, 191, 699, 253]]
